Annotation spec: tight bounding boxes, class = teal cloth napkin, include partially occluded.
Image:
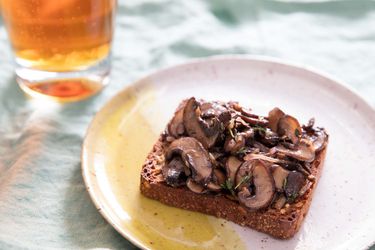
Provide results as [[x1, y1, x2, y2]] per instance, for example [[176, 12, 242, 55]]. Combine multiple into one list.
[[0, 0, 374, 249]]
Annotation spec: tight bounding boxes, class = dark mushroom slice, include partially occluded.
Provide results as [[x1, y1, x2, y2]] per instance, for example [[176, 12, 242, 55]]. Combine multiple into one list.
[[230, 103, 268, 122], [240, 108, 259, 119], [230, 102, 253, 117], [296, 163, 311, 177], [183, 97, 221, 149], [240, 115, 268, 127], [302, 162, 312, 174], [252, 142, 270, 153], [201, 101, 232, 126], [278, 115, 302, 144], [235, 116, 251, 128], [268, 107, 285, 132], [271, 165, 290, 191], [166, 137, 213, 185], [224, 134, 246, 154], [284, 171, 306, 202], [167, 103, 186, 138], [237, 160, 275, 210], [225, 156, 243, 184], [259, 129, 280, 147], [273, 139, 315, 162], [302, 118, 315, 133], [162, 157, 187, 187], [242, 129, 255, 140], [186, 178, 206, 194]]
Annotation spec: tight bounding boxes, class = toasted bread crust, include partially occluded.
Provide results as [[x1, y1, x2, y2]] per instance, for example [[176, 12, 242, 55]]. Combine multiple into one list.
[[140, 135, 327, 239]]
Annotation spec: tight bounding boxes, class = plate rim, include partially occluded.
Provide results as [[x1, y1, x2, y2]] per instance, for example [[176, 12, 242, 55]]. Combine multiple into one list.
[[81, 55, 375, 250]]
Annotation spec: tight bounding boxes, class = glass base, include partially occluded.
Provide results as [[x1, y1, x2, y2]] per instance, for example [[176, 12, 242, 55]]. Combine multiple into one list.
[[15, 55, 111, 102]]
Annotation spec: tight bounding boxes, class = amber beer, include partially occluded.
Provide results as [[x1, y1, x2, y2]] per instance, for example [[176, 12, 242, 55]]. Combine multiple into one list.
[[0, 0, 116, 101]]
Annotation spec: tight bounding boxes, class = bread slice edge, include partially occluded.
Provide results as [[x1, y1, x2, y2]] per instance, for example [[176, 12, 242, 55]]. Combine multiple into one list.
[[140, 135, 327, 239]]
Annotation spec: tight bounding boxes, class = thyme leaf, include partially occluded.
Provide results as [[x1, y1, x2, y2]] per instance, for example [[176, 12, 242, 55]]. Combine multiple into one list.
[[234, 175, 251, 190], [253, 125, 266, 133], [287, 192, 299, 203], [236, 147, 248, 155], [221, 179, 236, 196]]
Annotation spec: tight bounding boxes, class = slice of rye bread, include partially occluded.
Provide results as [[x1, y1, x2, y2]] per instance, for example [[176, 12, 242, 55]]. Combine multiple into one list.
[[140, 106, 328, 239]]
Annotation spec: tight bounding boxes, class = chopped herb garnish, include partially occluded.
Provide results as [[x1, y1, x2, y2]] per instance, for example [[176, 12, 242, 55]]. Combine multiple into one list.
[[221, 179, 236, 196], [287, 192, 299, 203], [253, 125, 266, 133], [236, 147, 248, 155], [234, 175, 251, 190]]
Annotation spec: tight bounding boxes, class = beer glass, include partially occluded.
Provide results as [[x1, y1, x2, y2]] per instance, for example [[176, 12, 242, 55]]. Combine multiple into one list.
[[0, 0, 116, 101]]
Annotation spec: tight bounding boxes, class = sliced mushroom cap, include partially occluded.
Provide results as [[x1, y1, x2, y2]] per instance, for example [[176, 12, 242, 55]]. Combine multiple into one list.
[[201, 102, 231, 125], [278, 115, 302, 144], [167, 104, 185, 138], [224, 134, 246, 154], [225, 156, 243, 184], [166, 137, 213, 185], [273, 139, 315, 162], [162, 157, 187, 187], [284, 171, 306, 202], [207, 182, 222, 192], [237, 160, 275, 210], [311, 129, 328, 152], [268, 107, 285, 132], [183, 97, 221, 148], [186, 178, 206, 194], [207, 169, 226, 192], [271, 165, 290, 191]]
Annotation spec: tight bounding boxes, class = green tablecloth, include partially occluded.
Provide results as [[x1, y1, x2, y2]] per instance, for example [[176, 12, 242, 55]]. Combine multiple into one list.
[[0, 0, 374, 249]]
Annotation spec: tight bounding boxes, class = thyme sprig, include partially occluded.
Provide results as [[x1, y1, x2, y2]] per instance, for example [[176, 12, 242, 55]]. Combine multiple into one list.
[[221, 175, 252, 196], [221, 179, 235, 196], [234, 175, 251, 190], [253, 125, 266, 133]]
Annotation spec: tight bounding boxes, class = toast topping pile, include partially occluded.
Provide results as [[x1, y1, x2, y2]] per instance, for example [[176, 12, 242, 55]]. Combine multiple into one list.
[[161, 97, 328, 211]]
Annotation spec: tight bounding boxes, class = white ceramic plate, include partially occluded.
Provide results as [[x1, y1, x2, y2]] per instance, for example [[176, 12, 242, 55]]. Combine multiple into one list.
[[82, 56, 375, 250]]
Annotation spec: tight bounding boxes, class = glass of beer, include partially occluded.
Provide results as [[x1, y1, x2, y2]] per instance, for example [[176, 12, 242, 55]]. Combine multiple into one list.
[[0, 0, 117, 102]]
